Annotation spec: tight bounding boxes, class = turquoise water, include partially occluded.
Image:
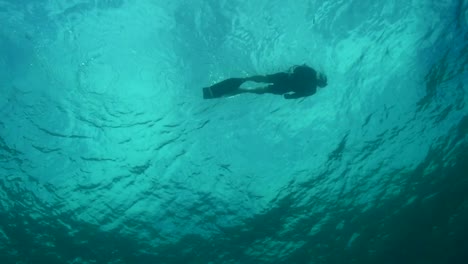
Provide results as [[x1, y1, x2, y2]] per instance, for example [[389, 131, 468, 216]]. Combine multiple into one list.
[[1, 0, 467, 263]]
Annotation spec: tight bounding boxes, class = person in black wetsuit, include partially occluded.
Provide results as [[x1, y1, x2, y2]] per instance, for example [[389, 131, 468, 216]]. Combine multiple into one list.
[[202, 65, 327, 99]]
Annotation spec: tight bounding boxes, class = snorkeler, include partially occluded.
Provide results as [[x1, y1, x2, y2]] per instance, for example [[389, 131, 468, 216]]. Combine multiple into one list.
[[202, 65, 327, 99]]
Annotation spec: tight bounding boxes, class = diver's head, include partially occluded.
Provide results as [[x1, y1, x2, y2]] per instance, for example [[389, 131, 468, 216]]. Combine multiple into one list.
[[317, 72, 328, 87]]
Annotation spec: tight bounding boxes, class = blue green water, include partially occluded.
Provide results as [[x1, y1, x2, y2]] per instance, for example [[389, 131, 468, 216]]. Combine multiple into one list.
[[1, 0, 467, 263]]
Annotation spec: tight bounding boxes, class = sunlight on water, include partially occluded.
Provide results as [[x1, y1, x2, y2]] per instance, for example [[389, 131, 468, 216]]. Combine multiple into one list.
[[0, 0, 467, 263]]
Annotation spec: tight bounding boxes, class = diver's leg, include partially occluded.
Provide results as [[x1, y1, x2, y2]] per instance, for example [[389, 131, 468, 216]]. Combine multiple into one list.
[[203, 78, 247, 99], [246, 75, 269, 83]]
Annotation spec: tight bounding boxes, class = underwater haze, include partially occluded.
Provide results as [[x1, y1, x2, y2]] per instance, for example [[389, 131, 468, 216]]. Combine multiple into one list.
[[1, 0, 468, 263]]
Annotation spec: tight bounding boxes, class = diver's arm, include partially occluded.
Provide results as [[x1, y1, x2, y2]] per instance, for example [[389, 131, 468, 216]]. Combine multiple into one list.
[[283, 91, 315, 99], [239, 86, 270, 94]]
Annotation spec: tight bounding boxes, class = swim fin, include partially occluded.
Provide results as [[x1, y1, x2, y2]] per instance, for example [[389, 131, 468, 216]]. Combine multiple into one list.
[[203, 78, 246, 99]]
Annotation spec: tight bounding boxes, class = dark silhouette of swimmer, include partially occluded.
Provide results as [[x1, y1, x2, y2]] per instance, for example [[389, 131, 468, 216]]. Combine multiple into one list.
[[202, 65, 327, 99]]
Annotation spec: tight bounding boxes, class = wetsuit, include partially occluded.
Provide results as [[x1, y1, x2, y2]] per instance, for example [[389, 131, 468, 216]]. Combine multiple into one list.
[[202, 65, 320, 99]]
